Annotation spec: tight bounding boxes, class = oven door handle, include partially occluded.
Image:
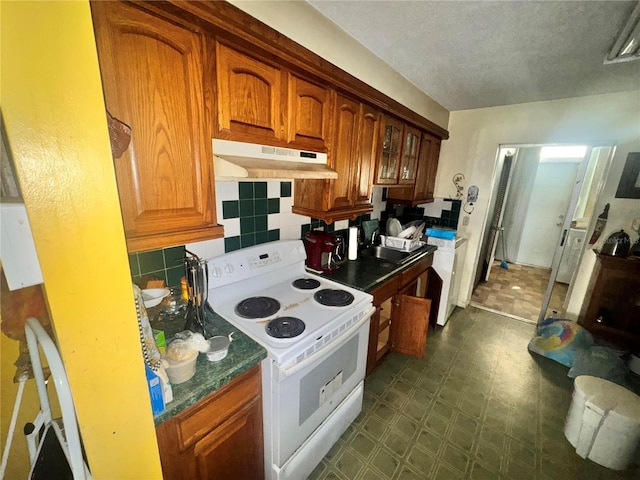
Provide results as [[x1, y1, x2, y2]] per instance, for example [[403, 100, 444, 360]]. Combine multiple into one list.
[[281, 305, 376, 378]]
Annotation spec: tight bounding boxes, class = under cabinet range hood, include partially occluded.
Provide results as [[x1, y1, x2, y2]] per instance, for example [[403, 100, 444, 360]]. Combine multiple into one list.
[[213, 139, 337, 180]]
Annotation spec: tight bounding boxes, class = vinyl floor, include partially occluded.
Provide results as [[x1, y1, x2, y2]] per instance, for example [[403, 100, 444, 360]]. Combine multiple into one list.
[[471, 261, 568, 323], [307, 306, 639, 480]]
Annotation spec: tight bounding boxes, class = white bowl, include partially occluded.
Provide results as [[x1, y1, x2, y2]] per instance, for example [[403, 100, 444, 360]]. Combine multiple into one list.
[[142, 288, 170, 308]]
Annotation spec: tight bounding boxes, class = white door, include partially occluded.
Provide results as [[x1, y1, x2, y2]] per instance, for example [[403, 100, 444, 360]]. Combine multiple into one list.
[[517, 162, 580, 267]]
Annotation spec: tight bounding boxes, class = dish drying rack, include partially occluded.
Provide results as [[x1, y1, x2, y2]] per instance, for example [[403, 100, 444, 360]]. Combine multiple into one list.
[[379, 235, 423, 252]]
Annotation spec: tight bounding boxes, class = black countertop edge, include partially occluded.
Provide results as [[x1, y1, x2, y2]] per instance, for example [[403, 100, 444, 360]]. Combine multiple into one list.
[[314, 244, 438, 293], [153, 308, 267, 426]]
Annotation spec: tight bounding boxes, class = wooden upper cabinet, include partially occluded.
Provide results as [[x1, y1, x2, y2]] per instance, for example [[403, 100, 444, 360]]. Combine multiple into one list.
[[287, 74, 331, 151], [386, 131, 441, 205], [375, 115, 404, 185], [215, 42, 284, 142], [330, 95, 360, 210], [91, 1, 222, 252], [398, 126, 421, 185], [415, 133, 440, 203], [355, 104, 381, 206], [292, 94, 380, 222]]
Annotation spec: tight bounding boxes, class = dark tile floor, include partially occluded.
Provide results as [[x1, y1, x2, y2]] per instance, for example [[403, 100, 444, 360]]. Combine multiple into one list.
[[308, 306, 639, 480]]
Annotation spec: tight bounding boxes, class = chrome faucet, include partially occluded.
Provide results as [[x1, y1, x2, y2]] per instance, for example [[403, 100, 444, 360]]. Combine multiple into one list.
[[370, 228, 380, 246]]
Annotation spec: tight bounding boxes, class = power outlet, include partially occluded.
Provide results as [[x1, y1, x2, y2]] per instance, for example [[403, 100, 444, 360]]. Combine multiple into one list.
[[462, 216, 470, 226]]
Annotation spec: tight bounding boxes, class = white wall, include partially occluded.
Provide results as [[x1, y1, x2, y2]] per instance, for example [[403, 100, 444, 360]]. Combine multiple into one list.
[[438, 90, 640, 319], [228, 0, 449, 129]]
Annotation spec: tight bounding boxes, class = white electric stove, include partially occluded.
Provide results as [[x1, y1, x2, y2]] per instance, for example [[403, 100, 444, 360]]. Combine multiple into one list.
[[207, 239, 374, 480]]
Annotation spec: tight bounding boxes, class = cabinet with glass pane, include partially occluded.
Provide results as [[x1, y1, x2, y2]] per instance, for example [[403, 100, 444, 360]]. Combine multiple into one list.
[[375, 115, 403, 185], [375, 117, 421, 186], [398, 125, 420, 184]]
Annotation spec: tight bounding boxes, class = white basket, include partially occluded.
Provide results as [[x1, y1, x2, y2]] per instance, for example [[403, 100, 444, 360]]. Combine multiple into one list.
[[380, 235, 420, 252]]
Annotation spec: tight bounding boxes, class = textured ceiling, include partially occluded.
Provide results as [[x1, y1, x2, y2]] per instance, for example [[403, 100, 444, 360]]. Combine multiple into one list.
[[308, 0, 640, 111]]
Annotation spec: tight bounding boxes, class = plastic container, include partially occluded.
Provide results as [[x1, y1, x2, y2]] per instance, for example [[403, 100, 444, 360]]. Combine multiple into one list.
[[564, 375, 640, 470], [205, 334, 233, 362], [163, 353, 197, 384], [425, 227, 456, 240]]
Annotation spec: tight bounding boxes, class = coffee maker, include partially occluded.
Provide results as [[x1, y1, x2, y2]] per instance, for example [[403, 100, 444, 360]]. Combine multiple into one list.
[[304, 231, 344, 273]]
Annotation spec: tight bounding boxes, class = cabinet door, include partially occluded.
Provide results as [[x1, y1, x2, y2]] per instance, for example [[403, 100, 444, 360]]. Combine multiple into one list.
[[92, 2, 222, 252], [413, 133, 440, 203], [287, 75, 331, 150], [216, 42, 284, 142], [398, 125, 421, 185], [375, 115, 403, 184], [155, 365, 262, 480], [192, 398, 264, 480], [354, 104, 381, 206], [390, 280, 430, 359], [330, 94, 360, 210]]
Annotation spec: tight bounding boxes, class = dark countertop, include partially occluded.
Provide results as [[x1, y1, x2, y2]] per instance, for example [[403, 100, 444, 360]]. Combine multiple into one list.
[[150, 305, 266, 426], [149, 242, 434, 425], [317, 243, 437, 293]]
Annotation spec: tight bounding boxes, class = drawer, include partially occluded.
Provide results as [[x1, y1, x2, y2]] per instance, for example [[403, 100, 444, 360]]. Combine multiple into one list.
[[370, 276, 400, 305], [400, 256, 433, 289], [173, 364, 261, 451]]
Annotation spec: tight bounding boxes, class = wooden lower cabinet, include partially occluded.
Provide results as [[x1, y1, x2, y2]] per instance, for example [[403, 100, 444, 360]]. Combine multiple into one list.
[[155, 365, 264, 480], [366, 256, 434, 374]]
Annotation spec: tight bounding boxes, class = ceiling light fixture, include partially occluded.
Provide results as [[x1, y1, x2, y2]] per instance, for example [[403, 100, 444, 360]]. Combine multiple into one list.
[[605, 1, 640, 64]]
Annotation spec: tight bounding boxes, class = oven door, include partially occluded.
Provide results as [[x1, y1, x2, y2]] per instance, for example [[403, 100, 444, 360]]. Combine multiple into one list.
[[264, 306, 374, 476]]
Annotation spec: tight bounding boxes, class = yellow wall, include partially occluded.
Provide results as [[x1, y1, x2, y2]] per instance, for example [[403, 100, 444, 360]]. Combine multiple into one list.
[[1, 1, 163, 478]]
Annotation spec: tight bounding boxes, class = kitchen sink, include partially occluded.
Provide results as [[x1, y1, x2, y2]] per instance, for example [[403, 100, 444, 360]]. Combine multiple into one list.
[[360, 245, 412, 264]]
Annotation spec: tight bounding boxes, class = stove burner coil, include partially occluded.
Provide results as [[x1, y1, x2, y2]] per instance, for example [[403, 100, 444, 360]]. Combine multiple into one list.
[[314, 289, 354, 307], [235, 296, 281, 319], [265, 317, 306, 339], [292, 278, 321, 290]]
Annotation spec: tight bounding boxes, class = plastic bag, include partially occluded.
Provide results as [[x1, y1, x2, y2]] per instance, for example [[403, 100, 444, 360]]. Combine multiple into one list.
[[568, 345, 629, 386], [164, 330, 210, 361]]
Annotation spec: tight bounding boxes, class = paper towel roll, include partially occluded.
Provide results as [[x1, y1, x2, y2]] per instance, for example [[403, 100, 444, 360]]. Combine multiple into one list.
[[348, 227, 358, 260]]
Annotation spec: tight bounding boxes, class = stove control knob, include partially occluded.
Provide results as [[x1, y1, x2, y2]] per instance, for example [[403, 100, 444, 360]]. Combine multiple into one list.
[[224, 264, 234, 275], [211, 267, 223, 279]]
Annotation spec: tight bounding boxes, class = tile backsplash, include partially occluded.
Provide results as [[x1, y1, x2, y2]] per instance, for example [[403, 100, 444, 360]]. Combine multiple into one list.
[[129, 181, 386, 286], [383, 197, 461, 231], [129, 245, 185, 288]]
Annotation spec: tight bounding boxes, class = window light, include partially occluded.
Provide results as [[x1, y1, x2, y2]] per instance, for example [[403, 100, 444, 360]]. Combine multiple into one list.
[[540, 146, 588, 159]]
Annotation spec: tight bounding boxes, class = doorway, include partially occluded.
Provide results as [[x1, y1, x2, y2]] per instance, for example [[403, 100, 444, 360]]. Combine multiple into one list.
[[471, 144, 614, 323]]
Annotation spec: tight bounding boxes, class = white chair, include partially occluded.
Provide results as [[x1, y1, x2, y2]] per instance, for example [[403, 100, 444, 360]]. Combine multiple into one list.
[[23, 317, 91, 479]]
